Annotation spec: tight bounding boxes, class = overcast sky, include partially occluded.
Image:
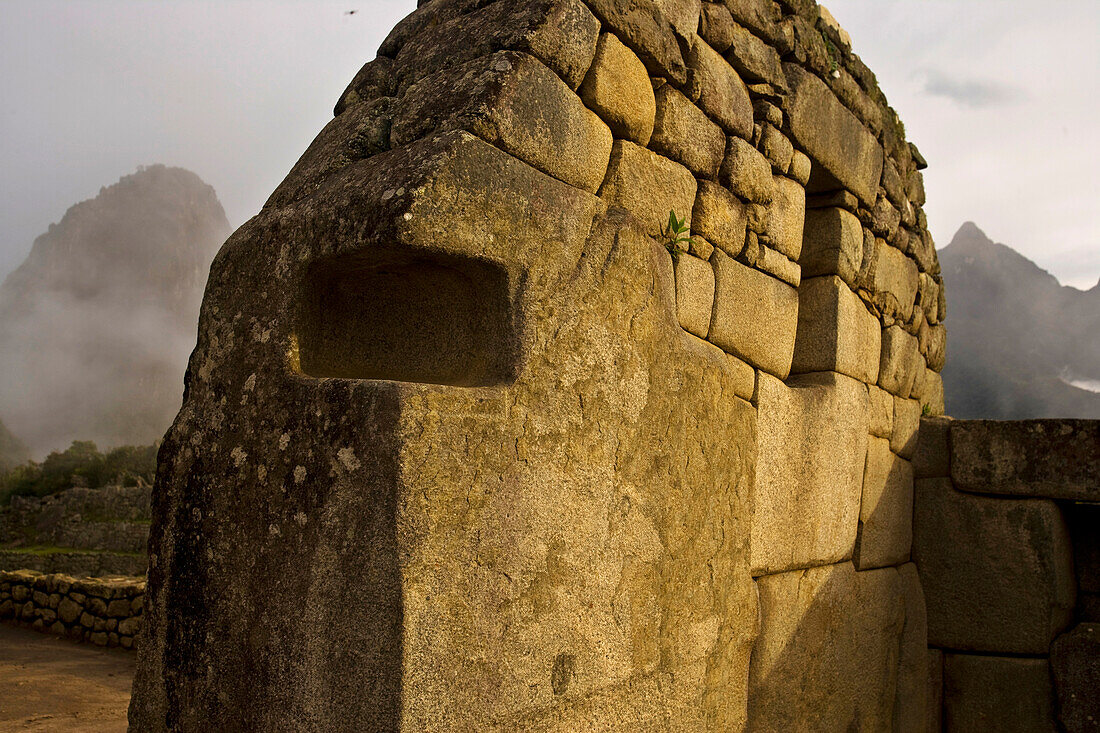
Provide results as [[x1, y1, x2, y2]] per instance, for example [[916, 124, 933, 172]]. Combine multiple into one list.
[[1, 0, 1097, 289]]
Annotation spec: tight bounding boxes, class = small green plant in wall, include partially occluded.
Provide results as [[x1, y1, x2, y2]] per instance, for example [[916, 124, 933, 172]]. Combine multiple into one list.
[[663, 210, 692, 259], [820, 31, 840, 77]]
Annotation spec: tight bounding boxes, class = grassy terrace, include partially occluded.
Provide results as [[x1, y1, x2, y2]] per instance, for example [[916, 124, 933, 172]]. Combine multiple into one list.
[[0, 545, 144, 557]]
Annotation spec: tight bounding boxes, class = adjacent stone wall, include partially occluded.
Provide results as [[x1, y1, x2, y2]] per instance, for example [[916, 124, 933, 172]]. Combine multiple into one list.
[[1, 486, 149, 646], [0, 570, 144, 649], [913, 418, 1099, 732], [131, 0, 946, 730], [1, 484, 151, 546], [0, 484, 150, 577]]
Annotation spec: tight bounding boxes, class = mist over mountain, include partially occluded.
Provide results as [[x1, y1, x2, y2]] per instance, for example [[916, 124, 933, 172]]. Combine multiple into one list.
[[940, 222, 1100, 419], [0, 165, 231, 457], [0, 417, 28, 472]]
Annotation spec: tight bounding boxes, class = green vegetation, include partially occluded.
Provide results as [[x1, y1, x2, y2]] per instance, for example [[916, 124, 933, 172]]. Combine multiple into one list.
[[819, 30, 840, 76], [0, 441, 157, 506], [663, 210, 693, 259], [0, 545, 144, 557]]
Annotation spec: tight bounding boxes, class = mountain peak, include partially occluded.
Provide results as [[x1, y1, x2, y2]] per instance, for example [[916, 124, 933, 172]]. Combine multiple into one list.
[[948, 221, 995, 249], [956, 220, 987, 238], [0, 166, 232, 456], [939, 222, 1100, 419]]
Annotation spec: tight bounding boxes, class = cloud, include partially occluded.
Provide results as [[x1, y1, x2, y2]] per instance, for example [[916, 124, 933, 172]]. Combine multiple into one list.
[[919, 69, 1021, 108]]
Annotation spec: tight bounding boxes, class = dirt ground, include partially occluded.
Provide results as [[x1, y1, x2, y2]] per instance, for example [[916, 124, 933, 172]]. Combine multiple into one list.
[[0, 624, 134, 732]]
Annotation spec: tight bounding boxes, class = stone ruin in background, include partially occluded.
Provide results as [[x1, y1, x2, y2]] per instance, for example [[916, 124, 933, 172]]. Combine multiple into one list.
[[125, 0, 1098, 730]]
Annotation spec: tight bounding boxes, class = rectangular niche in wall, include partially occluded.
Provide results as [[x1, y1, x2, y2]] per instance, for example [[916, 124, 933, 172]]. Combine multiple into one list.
[[296, 247, 517, 386]]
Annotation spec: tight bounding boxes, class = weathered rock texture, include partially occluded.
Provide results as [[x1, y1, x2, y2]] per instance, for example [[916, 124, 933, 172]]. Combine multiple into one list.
[[951, 419, 1099, 501], [914, 477, 1075, 654], [1051, 623, 1100, 733], [0, 570, 144, 649], [131, 0, 946, 730], [748, 562, 906, 730], [751, 371, 867, 575], [942, 654, 1056, 733]]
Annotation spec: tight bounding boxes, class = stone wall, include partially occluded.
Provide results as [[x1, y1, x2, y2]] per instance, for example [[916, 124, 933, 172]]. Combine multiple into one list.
[[0, 570, 144, 649], [0, 484, 150, 577], [913, 418, 1099, 732], [131, 0, 945, 730]]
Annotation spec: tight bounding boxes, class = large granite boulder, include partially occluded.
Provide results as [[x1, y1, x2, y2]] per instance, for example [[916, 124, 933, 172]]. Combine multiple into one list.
[[951, 419, 1099, 501], [129, 124, 765, 730], [791, 275, 881, 383], [913, 478, 1075, 653], [1051, 623, 1100, 733], [895, 563, 930, 733], [748, 562, 905, 730], [709, 253, 798, 379], [783, 63, 882, 206], [855, 437, 914, 570], [943, 654, 1057, 732], [751, 372, 868, 575]]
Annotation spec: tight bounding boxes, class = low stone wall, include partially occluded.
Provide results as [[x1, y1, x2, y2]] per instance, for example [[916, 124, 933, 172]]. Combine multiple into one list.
[[913, 418, 1098, 731], [0, 570, 144, 649]]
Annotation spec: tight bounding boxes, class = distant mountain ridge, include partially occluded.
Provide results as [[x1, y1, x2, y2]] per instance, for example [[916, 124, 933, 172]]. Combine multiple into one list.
[[940, 222, 1100, 419], [0, 165, 231, 456]]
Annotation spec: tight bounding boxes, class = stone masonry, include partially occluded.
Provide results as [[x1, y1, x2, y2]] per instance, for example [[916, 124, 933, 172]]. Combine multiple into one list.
[[913, 418, 1099, 732], [132, 0, 948, 730], [0, 486, 148, 650], [0, 570, 144, 649], [0, 484, 150, 578]]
